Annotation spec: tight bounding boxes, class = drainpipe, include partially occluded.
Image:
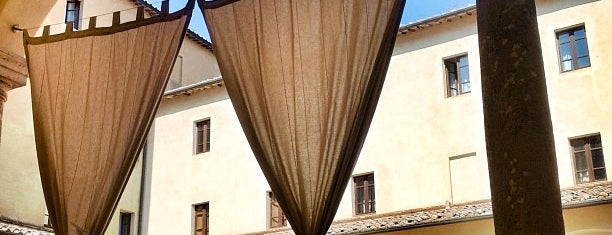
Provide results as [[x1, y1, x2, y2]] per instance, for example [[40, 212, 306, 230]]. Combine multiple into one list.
[[137, 142, 147, 235]]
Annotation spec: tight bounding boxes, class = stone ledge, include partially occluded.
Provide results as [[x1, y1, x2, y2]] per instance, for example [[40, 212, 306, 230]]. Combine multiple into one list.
[[247, 181, 612, 235], [0, 47, 28, 91]]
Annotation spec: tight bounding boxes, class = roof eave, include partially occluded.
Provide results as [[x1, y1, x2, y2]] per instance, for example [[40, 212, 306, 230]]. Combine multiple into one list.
[[398, 5, 477, 35]]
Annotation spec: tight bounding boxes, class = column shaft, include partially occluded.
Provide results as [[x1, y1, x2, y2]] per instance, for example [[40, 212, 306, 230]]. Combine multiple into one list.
[[476, 0, 565, 234]]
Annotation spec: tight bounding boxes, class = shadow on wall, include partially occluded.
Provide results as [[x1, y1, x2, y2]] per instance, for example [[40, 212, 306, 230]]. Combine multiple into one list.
[[156, 86, 230, 117], [393, 15, 477, 57], [0, 0, 60, 55], [536, 0, 600, 16]]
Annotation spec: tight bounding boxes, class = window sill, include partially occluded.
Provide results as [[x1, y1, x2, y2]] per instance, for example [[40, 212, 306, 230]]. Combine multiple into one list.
[[558, 65, 591, 76], [193, 152, 210, 157], [354, 212, 376, 217], [445, 92, 471, 99]]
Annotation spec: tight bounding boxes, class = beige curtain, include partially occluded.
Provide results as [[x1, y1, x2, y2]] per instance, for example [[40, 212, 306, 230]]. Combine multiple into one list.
[[23, 1, 193, 234], [199, 0, 405, 234]]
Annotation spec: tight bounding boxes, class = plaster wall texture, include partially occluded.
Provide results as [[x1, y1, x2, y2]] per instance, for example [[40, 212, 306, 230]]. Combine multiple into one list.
[[536, 0, 612, 189], [1, 0, 611, 234], [143, 1, 612, 234], [175, 41, 220, 87], [143, 87, 270, 235], [0, 0, 198, 232], [0, 0, 58, 55]]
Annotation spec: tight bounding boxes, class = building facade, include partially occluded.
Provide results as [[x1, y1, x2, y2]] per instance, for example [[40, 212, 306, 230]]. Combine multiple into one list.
[[142, 0, 612, 234], [1, 0, 612, 235], [0, 0, 218, 234]]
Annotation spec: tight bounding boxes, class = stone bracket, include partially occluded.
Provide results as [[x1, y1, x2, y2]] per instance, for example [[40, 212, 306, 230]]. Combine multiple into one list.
[[0, 47, 28, 101]]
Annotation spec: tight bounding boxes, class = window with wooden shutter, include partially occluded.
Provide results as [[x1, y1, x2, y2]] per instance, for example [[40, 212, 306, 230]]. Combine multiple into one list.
[[195, 119, 210, 154], [65, 0, 80, 29], [444, 54, 470, 97], [354, 173, 375, 215], [571, 134, 606, 184], [557, 25, 590, 72], [268, 192, 287, 228], [194, 203, 209, 235], [119, 212, 133, 235]]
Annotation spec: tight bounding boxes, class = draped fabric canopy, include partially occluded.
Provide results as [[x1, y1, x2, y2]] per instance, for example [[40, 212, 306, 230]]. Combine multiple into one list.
[[23, 1, 193, 234], [200, 0, 405, 234]]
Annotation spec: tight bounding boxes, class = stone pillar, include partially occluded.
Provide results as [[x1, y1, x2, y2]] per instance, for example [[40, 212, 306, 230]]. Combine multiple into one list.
[[0, 47, 28, 143], [476, 0, 565, 234]]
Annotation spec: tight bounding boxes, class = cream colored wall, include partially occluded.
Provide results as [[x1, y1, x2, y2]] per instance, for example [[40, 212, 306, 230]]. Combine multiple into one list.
[[335, 14, 489, 221], [379, 203, 612, 235], [167, 39, 220, 90], [0, 0, 58, 55], [143, 87, 271, 234], [0, 82, 45, 224], [104, 153, 143, 235], [536, 0, 612, 189], [0, 0, 147, 229], [175, 40, 220, 87], [141, 1, 612, 234]]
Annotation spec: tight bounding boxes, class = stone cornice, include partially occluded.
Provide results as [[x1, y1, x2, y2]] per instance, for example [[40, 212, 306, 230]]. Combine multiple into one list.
[[246, 181, 612, 235], [0, 47, 28, 93]]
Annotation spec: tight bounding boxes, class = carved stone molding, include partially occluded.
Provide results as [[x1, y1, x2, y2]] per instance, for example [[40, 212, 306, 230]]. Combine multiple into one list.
[[0, 47, 28, 142], [0, 47, 28, 97]]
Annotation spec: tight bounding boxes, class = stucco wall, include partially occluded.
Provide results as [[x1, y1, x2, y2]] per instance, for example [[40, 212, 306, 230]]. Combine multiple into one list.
[[0, 0, 153, 230], [536, 0, 612, 189], [0, 83, 45, 224], [143, 87, 271, 234], [334, 12, 490, 220], [142, 1, 612, 234], [0, 0, 58, 55], [175, 41, 220, 87]]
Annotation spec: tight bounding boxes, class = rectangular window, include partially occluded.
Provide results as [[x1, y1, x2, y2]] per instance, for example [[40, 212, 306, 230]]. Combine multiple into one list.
[[354, 173, 375, 215], [195, 119, 210, 154], [65, 0, 80, 29], [444, 55, 470, 97], [557, 25, 590, 72], [44, 207, 52, 228], [194, 203, 209, 235], [268, 192, 287, 228], [571, 134, 606, 184], [119, 212, 132, 235]]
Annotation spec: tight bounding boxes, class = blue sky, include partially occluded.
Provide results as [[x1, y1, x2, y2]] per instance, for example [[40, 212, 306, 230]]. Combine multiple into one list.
[[161, 0, 475, 40]]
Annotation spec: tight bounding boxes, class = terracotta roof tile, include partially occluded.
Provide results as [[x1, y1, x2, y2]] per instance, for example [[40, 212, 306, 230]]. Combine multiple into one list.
[[244, 181, 612, 235], [0, 219, 53, 235]]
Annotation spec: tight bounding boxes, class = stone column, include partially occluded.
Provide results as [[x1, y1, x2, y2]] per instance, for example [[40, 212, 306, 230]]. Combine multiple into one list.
[[0, 47, 28, 143], [476, 0, 565, 234]]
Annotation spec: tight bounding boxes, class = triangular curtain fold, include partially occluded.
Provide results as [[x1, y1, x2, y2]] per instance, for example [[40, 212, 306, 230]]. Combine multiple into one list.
[[199, 0, 405, 234], [23, 1, 194, 234]]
